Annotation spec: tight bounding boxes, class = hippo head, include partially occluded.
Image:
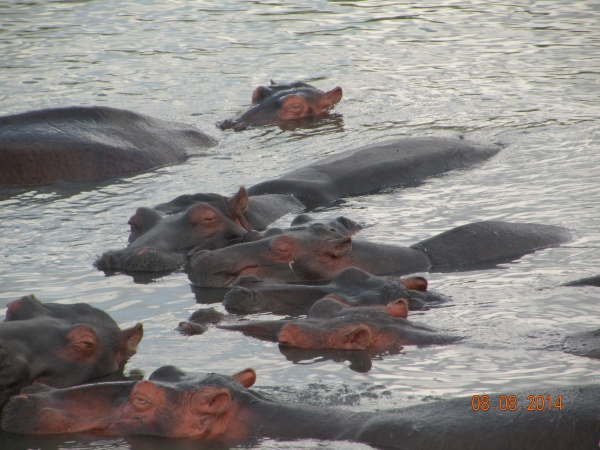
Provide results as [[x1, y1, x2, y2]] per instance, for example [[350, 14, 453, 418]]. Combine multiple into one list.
[[220, 81, 343, 131], [0, 295, 143, 407], [95, 187, 253, 273], [1, 366, 257, 439], [188, 223, 353, 287], [277, 298, 410, 351]]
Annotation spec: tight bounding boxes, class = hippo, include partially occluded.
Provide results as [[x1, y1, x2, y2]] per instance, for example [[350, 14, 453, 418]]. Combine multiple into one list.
[[95, 194, 358, 272], [222, 267, 446, 314], [217, 297, 461, 351], [561, 274, 600, 287], [219, 80, 343, 131], [96, 137, 500, 273], [0, 106, 218, 186], [188, 220, 572, 287], [0, 295, 143, 409], [246, 137, 501, 208], [3, 366, 598, 450]]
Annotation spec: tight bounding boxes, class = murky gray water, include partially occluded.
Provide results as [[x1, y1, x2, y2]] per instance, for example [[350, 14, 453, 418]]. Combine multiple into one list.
[[1, 0, 599, 448]]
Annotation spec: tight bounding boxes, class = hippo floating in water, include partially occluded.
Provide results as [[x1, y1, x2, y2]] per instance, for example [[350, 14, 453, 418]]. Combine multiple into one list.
[[246, 137, 501, 208], [216, 297, 460, 351], [219, 80, 343, 131], [189, 220, 572, 287], [3, 366, 598, 450], [222, 267, 444, 314], [97, 138, 500, 272], [0, 295, 143, 408], [0, 106, 217, 186]]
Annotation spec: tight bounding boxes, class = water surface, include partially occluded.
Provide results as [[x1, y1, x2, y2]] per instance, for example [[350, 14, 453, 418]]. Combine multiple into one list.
[[1, 1, 599, 448]]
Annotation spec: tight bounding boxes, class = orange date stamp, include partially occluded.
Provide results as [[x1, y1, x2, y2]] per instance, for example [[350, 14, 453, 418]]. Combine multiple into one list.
[[471, 395, 563, 411]]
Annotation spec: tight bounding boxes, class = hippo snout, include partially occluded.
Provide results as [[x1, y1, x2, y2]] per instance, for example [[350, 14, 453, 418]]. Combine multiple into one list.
[[222, 286, 259, 313], [219, 119, 247, 132], [95, 248, 185, 272], [188, 251, 240, 288], [1, 394, 51, 434]]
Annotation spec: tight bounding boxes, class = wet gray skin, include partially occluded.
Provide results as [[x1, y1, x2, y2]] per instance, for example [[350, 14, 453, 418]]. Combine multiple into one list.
[[188, 221, 572, 288], [222, 266, 446, 314], [4, 366, 599, 450], [562, 329, 600, 360], [0, 295, 143, 409], [0, 106, 217, 186], [219, 81, 343, 131]]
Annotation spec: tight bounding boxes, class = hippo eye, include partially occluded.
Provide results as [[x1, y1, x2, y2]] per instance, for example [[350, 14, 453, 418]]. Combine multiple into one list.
[[74, 336, 96, 352], [131, 395, 153, 411]]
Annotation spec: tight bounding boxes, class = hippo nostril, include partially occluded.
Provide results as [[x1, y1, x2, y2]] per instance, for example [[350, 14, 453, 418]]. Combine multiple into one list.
[[233, 122, 247, 132]]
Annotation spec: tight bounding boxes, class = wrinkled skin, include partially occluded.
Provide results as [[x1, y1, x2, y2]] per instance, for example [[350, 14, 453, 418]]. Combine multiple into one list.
[[0, 106, 217, 186], [222, 266, 446, 314], [0, 295, 143, 408], [218, 297, 460, 351], [219, 81, 343, 131], [189, 220, 572, 288], [3, 366, 599, 450]]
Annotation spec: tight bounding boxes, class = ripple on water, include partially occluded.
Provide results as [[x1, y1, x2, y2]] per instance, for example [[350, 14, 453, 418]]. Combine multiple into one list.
[[1, 1, 600, 449]]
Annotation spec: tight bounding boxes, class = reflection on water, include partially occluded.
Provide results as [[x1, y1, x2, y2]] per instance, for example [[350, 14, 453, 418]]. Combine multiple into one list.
[[1, 0, 600, 448]]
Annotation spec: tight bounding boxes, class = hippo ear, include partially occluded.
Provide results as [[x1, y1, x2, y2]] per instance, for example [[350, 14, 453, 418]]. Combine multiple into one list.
[[227, 186, 252, 231], [386, 299, 409, 319], [232, 368, 256, 388], [401, 276, 428, 292], [117, 323, 144, 362], [324, 236, 352, 258], [252, 86, 271, 104], [320, 87, 343, 109], [192, 388, 231, 415], [340, 325, 371, 350]]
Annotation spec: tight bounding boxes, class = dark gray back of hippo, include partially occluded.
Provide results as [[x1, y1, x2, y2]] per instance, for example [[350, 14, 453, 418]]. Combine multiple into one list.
[[0, 106, 217, 186], [410, 220, 572, 267], [247, 138, 501, 208]]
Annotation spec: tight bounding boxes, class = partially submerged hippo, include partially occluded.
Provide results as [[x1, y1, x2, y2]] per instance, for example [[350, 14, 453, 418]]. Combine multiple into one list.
[[4, 366, 598, 450], [561, 274, 600, 287], [0, 106, 218, 186], [222, 267, 445, 314], [189, 220, 572, 287], [95, 191, 356, 272], [247, 137, 501, 208], [219, 80, 343, 131], [562, 329, 600, 360], [96, 137, 500, 273], [217, 297, 460, 351], [0, 295, 143, 408]]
